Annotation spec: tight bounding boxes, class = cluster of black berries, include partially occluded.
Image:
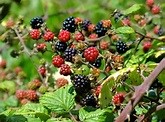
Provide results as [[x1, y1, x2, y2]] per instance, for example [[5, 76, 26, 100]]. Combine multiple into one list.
[[71, 74, 97, 107]]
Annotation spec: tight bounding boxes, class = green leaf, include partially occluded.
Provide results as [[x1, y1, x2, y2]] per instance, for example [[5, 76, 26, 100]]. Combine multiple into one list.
[[6, 115, 27, 122], [46, 118, 72, 122], [15, 103, 48, 115], [26, 117, 41, 122], [158, 70, 165, 85], [154, 50, 165, 58], [115, 27, 135, 34], [40, 85, 75, 114], [0, 80, 16, 94], [123, 4, 142, 15], [79, 107, 106, 122], [5, 96, 18, 107]]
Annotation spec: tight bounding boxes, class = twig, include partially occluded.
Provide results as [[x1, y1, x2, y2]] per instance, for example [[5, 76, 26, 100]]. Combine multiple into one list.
[[137, 103, 165, 122], [13, 28, 44, 82], [69, 112, 78, 122], [115, 58, 165, 122]]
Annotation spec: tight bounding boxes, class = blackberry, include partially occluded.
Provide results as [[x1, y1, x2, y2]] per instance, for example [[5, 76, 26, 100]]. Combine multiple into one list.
[[71, 74, 91, 94], [81, 93, 97, 107], [55, 41, 67, 52], [81, 19, 91, 31], [116, 41, 127, 54], [113, 11, 123, 22], [90, 57, 102, 68], [150, 79, 163, 89], [64, 48, 77, 62], [63, 16, 76, 33], [95, 21, 107, 37], [30, 17, 43, 29]]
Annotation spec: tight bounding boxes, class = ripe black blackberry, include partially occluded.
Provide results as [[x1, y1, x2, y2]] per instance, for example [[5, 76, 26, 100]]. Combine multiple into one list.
[[80, 93, 97, 107], [63, 16, 76, 33], [95, 21, 107, 37], [64, 48, 77, 62], [81, 19, 91, 31], [116, 40, 127, 54], [150, 79, 163, 89], [30, 17, 44, 29], [90, 57, 102, 68], [71, 74, 91, 94], [55, 41, 67, 52]]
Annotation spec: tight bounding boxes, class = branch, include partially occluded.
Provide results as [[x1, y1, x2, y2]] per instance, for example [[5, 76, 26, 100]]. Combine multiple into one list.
[[115, 58, 165, 122]]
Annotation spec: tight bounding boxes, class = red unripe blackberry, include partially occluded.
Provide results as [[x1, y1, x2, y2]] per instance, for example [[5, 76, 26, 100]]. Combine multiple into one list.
[[32, 79, 42, 88], [36, 43, 47, 53], [38, 66, 46, 77], [121, 18, 131, 26], [52, 55, 65, 68], [75, 17, 83, 25], [143, 41, 152, 52], [81, 93, 97, 107], [94, 85, 102, 96], [43, 31, 55, 41], [29, 29, 41, 40], [58, 30, 70, 42], [146, 0, 154, 8], [100, 40, 109, 50], [74, 32, 85, 42], [0, 59, 6, 68], [30, 17, 43, 29], [151, 5, 160, 14], [6, 19, 15, 28], [14, 67, 22, 75], [112, 93, 124, 105], [71, 74, 91, 94], [88, 33, 98, 39], [56, 78, 68, 88], [60, 64, 71, 76], [26, 90, 38, 101], [88, 24, 95, 33], [16, 90, 26, 100], [101, 20, 111, 28], [83, 47, 99, 62]]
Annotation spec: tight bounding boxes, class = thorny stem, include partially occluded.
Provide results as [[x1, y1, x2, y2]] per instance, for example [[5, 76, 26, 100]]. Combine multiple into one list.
[[13, 28, 44, 82], [115, 58, 165, 122]]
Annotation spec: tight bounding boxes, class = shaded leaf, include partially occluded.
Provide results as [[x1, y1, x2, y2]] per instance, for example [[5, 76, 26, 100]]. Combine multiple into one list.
[[6, 115, 27, 122]]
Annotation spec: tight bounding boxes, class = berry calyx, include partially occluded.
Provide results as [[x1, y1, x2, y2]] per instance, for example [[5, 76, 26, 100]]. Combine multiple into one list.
[[43, 31, 55, 41], [56, 78, 68, 88], [83, 47, 99, 62], [60, 64, 71, 76], [143, 41, 152, 52], [26, 90, 38, 101], [151, 5, 160, 14], [112, 93, 124, 105], [58, 30, 70, 42], [74, 32, 85, 42], [52, 55, 65, 68], [29, 29, 41, 40]]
